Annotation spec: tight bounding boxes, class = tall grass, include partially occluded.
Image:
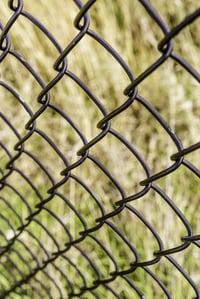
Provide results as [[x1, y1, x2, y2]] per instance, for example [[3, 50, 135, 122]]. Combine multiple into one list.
[[0, 0, 200, 298]]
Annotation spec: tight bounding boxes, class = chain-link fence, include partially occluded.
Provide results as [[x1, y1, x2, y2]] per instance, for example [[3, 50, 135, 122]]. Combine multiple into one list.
[[0, 0, 200, 298]]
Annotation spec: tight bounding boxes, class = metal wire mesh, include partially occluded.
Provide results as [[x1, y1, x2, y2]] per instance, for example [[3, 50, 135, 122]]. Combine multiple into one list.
[[0, 0, 200, 298]]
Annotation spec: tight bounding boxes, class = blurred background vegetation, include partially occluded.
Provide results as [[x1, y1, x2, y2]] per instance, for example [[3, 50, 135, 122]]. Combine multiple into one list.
[[0, 0, 199, 298]]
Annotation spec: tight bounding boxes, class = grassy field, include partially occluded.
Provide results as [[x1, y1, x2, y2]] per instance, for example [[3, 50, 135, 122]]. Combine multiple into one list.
[[0, 0, 200, 298]]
